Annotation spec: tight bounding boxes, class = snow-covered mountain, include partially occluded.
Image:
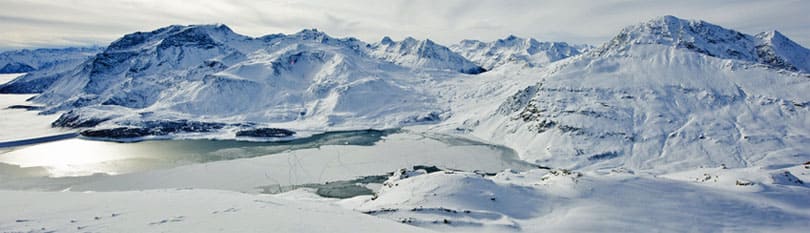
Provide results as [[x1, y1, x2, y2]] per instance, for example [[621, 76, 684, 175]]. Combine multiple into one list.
[[454, 15, 810, 172], [451, 35, 585, 70], [755, 30, 810, 72], [0, 47, 103, 73], [369, 36, 485, 74], [0, 47, 104, 93], [594, 15, 810, 72], [27, 25, 446, 135]]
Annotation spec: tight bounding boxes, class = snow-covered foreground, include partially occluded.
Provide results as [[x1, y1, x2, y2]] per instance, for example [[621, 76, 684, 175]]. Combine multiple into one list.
[[1, 129, 807, 232], [2, 163, 808, 233], [2, 121, 806, 232], [0, 189, 431, 233]]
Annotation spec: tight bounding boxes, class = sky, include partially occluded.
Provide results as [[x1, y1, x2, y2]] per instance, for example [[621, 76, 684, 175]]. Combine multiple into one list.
[[1, 0, 809, 51]]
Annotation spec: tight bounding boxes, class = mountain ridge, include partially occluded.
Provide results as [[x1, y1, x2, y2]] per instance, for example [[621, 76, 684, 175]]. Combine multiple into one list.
[[593, 15, 810, 73], [369, 36, 486, 74], [2, 16, 809, 170], [451, 35, 585, 70], [22, 23, 447, 136]]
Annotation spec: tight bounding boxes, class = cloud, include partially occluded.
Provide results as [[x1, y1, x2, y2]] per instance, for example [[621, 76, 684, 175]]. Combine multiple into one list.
[[1, 0, 808, 51]]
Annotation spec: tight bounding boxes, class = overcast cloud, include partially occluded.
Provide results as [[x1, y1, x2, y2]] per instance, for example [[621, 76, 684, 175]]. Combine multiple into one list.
[[1, 0, 808, 51]]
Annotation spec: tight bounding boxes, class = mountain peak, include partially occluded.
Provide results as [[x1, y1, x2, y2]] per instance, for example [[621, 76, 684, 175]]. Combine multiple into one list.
[[593, 16, 810, 73], [451, 35, 583, 70], [381, 36, 394, 45], [504, 35, 521, 41], [657, 15, 686, 23], [401, 36, 419, 44], [756, 30, 789, 43], [181, 24, 234, 33], [292, 28, 331, 40], [106, 24, 242, 52], [754, 30, 810, 72], [596, 15, 754, 58], [422, 38, 437, 46], [369, 36, 485, 74], [497, 35, 527, 43]]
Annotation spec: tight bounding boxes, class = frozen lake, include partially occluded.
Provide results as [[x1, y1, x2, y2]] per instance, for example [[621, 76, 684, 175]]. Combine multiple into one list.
[[0, 130, 533, 178]]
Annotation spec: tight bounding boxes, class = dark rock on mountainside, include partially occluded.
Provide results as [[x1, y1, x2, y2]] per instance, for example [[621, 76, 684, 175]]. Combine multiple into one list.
[[236, 128, 296, 138], [79, 120, 230, 139]]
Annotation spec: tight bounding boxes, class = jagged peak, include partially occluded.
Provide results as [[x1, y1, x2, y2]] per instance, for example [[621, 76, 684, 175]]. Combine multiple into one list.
[[449, 34, 585, 70], [496, 35, 527, 43], [756, 30, 793, 45], [591, 15, 810, 73], [177, 24, 234, 33], [595, 15, 754, 58], [754, 30, 810, 73], [457, 39, 483, 45], [628, 15, 728, 39], [422, 38, 437, 46], [258, 33, 285, 41], [287, 29, 366, 49], [106, 24, 242, 52], [293, 28, 328, 38], [504, 34, 521, 41], [374, 36, 434, 50], [766, 30, 786, 39], [656, 15, 689, 24], [369, 35, 483, 74], [154, 24, 236, 36], [401, 36, 419, 45], [754, 30, 806, 51], [486, 35, 572, 49], [380, 36, 394, 44]]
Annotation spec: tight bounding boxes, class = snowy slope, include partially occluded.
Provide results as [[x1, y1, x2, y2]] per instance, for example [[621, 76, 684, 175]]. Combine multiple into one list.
[[452, 15, 810, 172], [0, 47, 104, 93], [340, 166, 810, 233], [369, 36, 485, 74], [451, 35, 583, 70]]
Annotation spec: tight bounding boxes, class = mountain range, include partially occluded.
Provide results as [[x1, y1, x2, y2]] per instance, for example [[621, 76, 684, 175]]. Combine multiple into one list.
[[0, 47, 104, 92], [1, 15, 808, 172]]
